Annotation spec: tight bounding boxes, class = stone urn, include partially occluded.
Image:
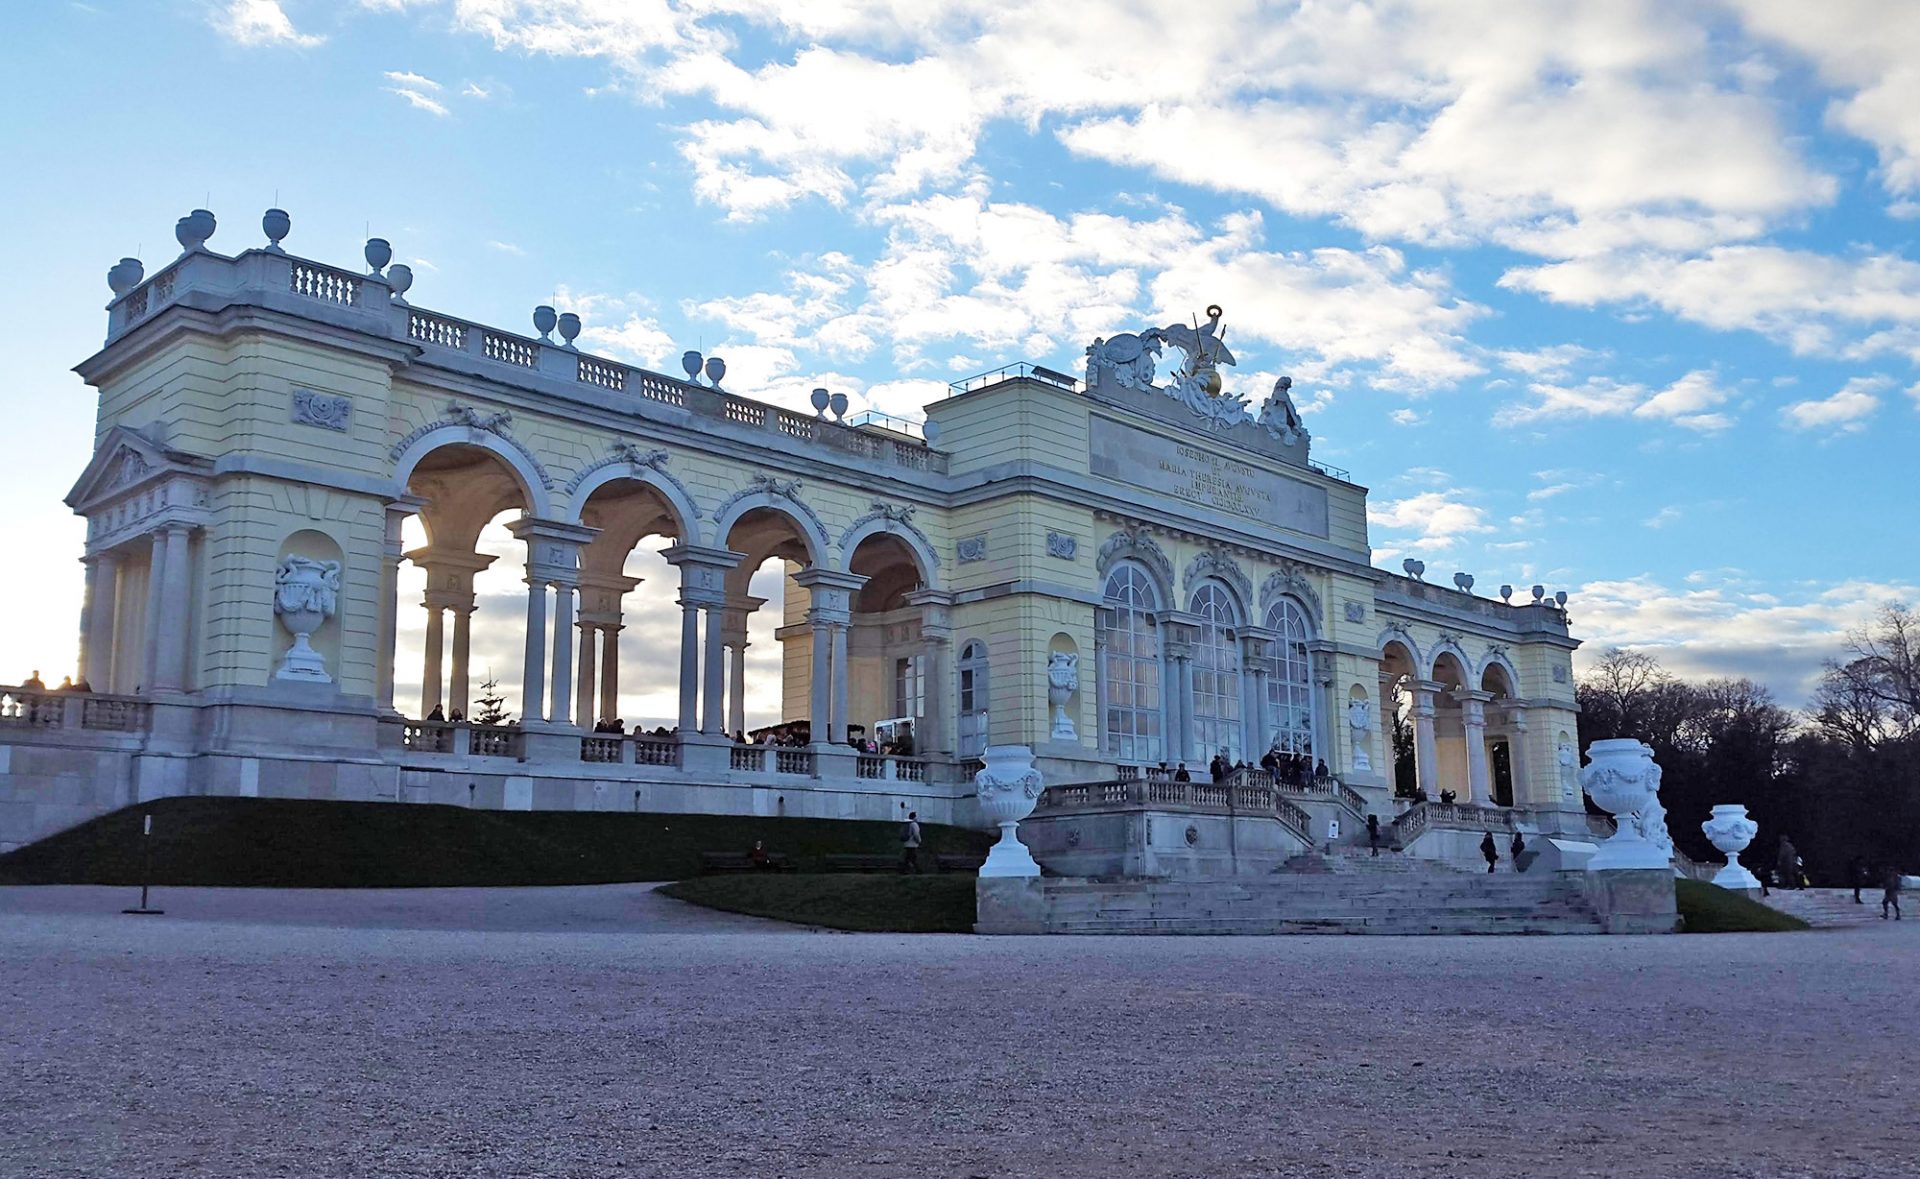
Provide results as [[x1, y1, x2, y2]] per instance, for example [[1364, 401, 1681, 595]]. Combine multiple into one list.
[[273, 556, 343, 683], [1578, 738, 1670, 870], [975, 744, 1044, 878], [536, 305, 560, 342], [175, 208, 216, 254], [385, 263, 414, 304], [107, 257, 145, 298], [364, 237, 392, 275], [1045, 652, 1078, 741], [1701, 803, 1761, 890], [262, 208, 291, 251]]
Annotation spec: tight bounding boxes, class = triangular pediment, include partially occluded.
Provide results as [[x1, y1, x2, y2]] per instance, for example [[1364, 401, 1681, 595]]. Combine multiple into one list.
[[65, 425, 210, 511]]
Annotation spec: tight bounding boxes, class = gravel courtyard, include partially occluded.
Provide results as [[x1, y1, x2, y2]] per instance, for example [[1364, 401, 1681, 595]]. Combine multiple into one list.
[[1, 884, 1913, 1179]]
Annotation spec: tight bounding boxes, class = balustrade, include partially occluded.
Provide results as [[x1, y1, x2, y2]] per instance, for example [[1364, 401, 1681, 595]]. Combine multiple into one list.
[[403, 722, 454, 753], [730, 745, 766, 772], [483, 332, 538, 368], [289, 262, 361, 306], [580, 736, 624, 763], [469, 724, 521, 758], [577, 355, 626, 391], [408, 311, 468, 350], [774, 749, 814, 776], [80, 697, 147, 732], [633, 738, 679, 767], [1, 689, 148, 734]]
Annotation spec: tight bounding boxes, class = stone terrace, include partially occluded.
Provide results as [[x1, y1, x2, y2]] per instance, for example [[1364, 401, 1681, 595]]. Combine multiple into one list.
[[2, 884, 1914, 1178]]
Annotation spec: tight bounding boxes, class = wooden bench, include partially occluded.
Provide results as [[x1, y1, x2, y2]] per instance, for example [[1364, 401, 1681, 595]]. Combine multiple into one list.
[[698, 850, 793, 874]]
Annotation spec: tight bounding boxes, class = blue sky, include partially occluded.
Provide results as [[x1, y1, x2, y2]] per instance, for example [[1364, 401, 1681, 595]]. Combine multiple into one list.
[[1, 0, 1915, 709]]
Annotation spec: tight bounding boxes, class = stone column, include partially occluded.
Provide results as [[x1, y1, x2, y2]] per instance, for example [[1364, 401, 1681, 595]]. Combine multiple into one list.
[[676, 599, 700, 732], [919, 635, 949, 754], [141, 531, 167, 692], [1092, 612, 1110, 758], [1314, 658, 1336, 767], [1505, 703, 1531, 805], [1167, 642, 1195, 765], [702, 603, 726, 735], [728, 641, 747, 738], [421, 605, 446, 716], [155, 524, 194, 692], [830, 623, 850, 744], [575, 622, 598, 729], [807, 610, 831, 741], [599, 628, 620, 725], [450, 607, 474, 715], [83, 552, 119, 689], [1410, 680, 1441, 798], [520, 580, 548, 724], [550, 581, 578, 730], [376, 503, 416, 714], [1458, 689, 1493, 804]]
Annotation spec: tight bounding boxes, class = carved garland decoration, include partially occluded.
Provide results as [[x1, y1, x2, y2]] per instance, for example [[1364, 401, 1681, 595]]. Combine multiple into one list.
[[1258, 562, 1323, 627], [711, 474, 830, 551], [838, 500, 941, 569], [390, 399, 555, 490], [1182, 548, 1254, 612], [1095, 527, 1174, 593], [564, 441, 699, 522]]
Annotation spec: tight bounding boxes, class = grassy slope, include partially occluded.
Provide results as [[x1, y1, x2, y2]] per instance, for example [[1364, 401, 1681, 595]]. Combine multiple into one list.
[[660, 873, 977, 933], [0, 797, 990, 888], [1675, 879, 1810, 933]]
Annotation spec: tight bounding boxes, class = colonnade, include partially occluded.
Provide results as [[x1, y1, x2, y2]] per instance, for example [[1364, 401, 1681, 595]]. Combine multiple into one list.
[[1387, 676, 1529, 805], [77, 523, 197, 695]]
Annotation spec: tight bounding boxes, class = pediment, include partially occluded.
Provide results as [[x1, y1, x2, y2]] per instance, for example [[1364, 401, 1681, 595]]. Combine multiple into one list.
[[65, 425, 210, 512]]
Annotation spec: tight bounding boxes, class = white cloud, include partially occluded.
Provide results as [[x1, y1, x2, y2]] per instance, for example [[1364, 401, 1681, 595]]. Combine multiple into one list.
[[214, 0, 323, 47], [1631, 369, 1733, 431], [1493, 376, 1642, 426], [1368, 489, 1495, 557], [486, 240, 525, 256], [1779, 376, 1887, 434], [1501, 246, 1920, 362], [383, 70, 439, 90], [388, 87, 450, 116], [1389, 408, 1428, 426]]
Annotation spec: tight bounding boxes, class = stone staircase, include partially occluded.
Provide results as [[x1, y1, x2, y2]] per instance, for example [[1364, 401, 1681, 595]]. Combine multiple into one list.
[[1023, 873, 1607, 935], [1757, 887, 1893, 928], [1278, 848, 1477, 875]]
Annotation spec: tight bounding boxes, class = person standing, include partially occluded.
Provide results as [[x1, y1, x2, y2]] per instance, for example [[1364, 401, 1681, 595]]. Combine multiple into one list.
[[899, 811, 923, 874], [1883, 867, 1903, 921], [1366, 814, 1381, 857], [1776, 836, 1800, 892], [1480, 830, 1498, 874], [1510, 830, 1527, 874], [1851, 856, 1869, 904]]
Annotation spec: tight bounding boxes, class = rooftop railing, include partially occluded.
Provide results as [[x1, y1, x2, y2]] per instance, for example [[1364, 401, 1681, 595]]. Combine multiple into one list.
[[104, 246, 946, 477]]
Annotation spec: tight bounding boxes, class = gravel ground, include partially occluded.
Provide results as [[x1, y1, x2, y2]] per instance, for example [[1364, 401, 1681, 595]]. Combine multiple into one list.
[[1, 884, 1914, 1179]]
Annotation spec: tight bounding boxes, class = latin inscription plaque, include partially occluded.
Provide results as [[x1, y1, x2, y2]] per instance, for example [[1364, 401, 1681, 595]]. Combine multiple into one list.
[[1089, 416, 1329, 538]]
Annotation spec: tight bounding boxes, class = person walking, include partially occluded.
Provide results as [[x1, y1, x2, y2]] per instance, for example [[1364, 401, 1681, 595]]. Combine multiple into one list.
[[1851, 855, 1869, 904], [1883, 866, 1903, 921], [1480, 830, 1498, 874], [1366, 813, 1381, 857], [1510, 830, 1527, 874], [899, 811, 923, 874]]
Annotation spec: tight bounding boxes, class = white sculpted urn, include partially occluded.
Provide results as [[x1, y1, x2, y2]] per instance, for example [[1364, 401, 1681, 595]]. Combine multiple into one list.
[[976, 744, 1044, 878], [1046, 652, 1079, 741], [1701, 804, 1762, 890], [1577, 738, 1672, 871], [1347, 698, 1373, 772], [274, 556, 342, 683]]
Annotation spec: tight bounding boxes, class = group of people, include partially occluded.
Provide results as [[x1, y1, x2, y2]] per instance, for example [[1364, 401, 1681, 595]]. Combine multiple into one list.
[[1480, 829, 1527, 873], [18, 670, 92, 693], [1255, 747, 1329, 787]]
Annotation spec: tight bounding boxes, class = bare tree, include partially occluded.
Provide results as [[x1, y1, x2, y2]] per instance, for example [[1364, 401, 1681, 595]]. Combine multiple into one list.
[[1828, 602, 1919, 737], [1811, 658, 1895, 751]]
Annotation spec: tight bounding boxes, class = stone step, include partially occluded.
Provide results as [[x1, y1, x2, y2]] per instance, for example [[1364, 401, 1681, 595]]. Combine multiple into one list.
[[1757, 888, 1895, 927], [1050, 914, 1606, 936]]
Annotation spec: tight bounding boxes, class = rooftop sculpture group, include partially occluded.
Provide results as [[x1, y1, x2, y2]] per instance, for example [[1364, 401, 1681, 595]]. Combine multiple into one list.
[[1084, 305, 1309, 445]]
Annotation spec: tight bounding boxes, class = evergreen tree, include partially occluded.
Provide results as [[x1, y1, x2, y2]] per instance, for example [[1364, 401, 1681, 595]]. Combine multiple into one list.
[[473, 671, 510, 727]]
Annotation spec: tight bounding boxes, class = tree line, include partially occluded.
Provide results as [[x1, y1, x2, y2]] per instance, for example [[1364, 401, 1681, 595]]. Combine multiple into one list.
[[1574, 602, 1918, 884]]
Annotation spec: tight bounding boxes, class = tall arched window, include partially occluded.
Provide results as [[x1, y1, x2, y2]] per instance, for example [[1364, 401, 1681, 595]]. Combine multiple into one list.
[[1100, 565, 1162, 763], [956, 639, 989, 758], [1264, 598, 1314, 756], [1189, 583, 1243, 762]]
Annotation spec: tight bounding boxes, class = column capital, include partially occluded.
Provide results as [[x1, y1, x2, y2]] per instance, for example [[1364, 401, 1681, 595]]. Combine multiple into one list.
[[794, 567, 865, 622], [905, 587, 953, 639], [508, 517, 598, 586], [664, 544, 743, 606]]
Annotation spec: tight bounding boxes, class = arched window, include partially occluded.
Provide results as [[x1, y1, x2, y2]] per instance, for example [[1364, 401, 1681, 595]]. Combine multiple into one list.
[[1189, 583, 1243, 762], [956, 639, 989, 758], [1264, 598, 1314, 756], [1100, 565, 1162, 763]]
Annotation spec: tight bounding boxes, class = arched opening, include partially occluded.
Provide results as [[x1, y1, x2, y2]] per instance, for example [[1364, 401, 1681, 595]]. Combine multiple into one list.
[[396, 442, 536, 722], [845, 532, 932, 755], [1099, 563, 1163, 766], [1188, 582, 1244, 764], [1380, 639, 1420, 798], [1481, 662, 1518, 807], [1429, 649, 1472, 802], [725, 506, 827, 745], [574, 477, 688, 732]]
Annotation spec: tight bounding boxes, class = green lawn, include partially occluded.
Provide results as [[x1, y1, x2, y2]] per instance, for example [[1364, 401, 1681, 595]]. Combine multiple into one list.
[[1675, 878, 1810, 933], [0, 797, 991, 888], [660, 873, 977, 932]]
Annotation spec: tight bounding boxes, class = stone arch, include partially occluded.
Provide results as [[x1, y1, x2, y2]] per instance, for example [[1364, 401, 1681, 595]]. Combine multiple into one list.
[[1096, 528, 1174, 600], [565, 450, 702, 545], [1260, 566, 1323, 630], [1478, 647, 1521, 697], [1377, 625, 1423, 672], [712, 479, 831, 568], [838, 505, 941, 589], [1183, 549, 1253, 614], [1427, 638, 1474, 684], [392, 426, 553, 519]]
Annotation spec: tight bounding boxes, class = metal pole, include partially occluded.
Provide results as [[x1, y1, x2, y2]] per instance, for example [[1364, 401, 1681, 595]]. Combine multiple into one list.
[[122, 811, 164, 915]]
